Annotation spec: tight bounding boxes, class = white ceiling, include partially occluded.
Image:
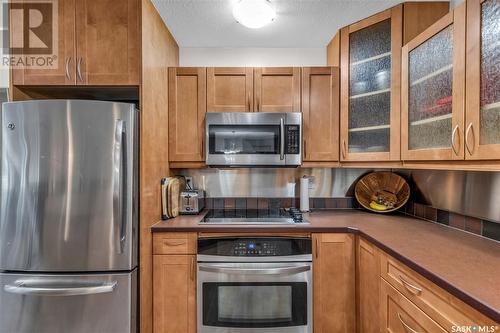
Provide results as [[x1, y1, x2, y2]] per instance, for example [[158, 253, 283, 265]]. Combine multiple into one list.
[[151, 0, 407, 48]]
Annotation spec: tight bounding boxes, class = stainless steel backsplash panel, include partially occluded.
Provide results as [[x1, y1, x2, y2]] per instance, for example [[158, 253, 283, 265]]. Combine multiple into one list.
[[178, 168, 500, 223], [177, 168, 375, 198]]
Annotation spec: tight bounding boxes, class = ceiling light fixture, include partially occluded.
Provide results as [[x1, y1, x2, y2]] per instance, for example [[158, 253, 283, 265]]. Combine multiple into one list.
[[233, 0, 276, 29]]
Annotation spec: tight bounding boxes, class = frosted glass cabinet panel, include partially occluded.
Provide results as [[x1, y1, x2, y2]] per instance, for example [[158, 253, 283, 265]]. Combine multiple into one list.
[[340, 6, 402, 162], [479, 0, 500, 146], [465, 0, 500, 160], [408, 26, 454, 151], [348, 19, 392, 154], [402, 5, 466, 161]]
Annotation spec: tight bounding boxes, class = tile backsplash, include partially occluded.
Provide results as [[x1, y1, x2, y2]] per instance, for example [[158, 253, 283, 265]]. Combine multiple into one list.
[[400, 201, 500, 242], [205, 197, 358, 211]]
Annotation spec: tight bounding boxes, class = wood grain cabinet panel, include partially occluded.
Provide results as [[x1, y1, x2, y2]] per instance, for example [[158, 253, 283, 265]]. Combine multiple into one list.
[[207, 67, 253, 112], [401, 5, 466, 161], [380, 252, 496, 329], [153, 255, 196, 333], [11, 0, 76, 85], [313, 233, 355, 333], [302, 67, 339, 162], [153, 233, 197, 255], [75, 0, 140, 85], [357, 237, 380, 333], [380, 278, 447, 333], [168, 67, 206, 162], [254, 67, 301, 112]]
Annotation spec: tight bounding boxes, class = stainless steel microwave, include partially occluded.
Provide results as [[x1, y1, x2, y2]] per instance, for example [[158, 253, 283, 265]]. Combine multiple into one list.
[[205, 112, 302, 167]]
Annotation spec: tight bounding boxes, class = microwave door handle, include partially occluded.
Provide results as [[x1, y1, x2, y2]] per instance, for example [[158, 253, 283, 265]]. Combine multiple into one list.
[[4, 281, 117, 296], [198, 265, 310, 275], [113, 120, 126, 254], [280, 118, 285, 160]]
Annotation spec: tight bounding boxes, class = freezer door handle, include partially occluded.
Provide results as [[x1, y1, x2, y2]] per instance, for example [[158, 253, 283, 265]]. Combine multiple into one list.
[[4, 280, 117, 296]]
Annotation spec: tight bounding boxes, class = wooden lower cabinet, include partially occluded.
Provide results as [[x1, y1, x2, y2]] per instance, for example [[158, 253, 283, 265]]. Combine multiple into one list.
[[153, 255, 196, 333], [313, 233, 356, 333], [380, 251, 496, 329], [357, 237, 381, 333], [380, 279, 447, 333]]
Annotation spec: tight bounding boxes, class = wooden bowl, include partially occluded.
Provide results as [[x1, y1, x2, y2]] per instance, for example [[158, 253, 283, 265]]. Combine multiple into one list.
[[355, 172, 410, 213]]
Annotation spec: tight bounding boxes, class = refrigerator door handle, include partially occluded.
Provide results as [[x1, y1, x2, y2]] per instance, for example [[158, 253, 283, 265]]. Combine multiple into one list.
[[4, 280, 117, 296], [113, 120, 127, 254]]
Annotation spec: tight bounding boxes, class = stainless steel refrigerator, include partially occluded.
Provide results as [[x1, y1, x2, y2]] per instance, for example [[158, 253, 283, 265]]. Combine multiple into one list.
[[0, 100, 138, 333]]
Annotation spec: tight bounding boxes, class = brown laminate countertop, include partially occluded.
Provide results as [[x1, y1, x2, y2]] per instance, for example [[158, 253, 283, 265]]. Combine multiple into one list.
[[152, 209, 500, 322]]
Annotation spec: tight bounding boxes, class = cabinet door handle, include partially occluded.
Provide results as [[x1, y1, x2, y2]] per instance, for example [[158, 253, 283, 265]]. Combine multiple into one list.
[[342, 140, 347, 159], [465, 123, 474, 156], [399, 275, 422, 295], [257, 98, 260, 112], [397, 313, 419, 333], [315, 237, 319, 259], [304, 140, 307, 159], [77, 57, 83, 82], [247, 93, 251, 111], [65, 57, 72, 81], [190, 257, 195, 281], [451, 124, 459, 156]]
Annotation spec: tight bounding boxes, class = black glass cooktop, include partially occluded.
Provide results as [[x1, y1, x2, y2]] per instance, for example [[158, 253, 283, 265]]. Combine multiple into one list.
[[200, 208, 309, 225]]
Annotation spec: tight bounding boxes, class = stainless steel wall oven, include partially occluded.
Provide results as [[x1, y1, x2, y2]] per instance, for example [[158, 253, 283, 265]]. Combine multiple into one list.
[[197, 237, 312, 333]]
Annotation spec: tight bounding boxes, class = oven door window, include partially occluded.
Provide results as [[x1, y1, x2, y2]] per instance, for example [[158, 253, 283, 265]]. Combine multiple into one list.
[[202, 282, 307, 328], [208, 125, 280, 155]]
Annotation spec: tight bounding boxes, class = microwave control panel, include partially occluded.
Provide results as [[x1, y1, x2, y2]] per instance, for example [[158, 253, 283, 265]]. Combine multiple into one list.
[[285, 125, 301, 154]]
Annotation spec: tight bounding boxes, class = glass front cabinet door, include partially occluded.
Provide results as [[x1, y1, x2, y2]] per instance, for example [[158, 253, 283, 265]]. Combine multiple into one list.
[[401, 5, 466, 160], [466, 0, 500, 160], [340, 6, 402, 161]]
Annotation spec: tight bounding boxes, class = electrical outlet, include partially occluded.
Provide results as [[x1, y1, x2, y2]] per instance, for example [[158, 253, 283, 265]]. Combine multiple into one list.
[[185, 176, 194, 189]]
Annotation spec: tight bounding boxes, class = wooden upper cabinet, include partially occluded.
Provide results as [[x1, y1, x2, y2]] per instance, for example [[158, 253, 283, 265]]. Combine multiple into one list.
[[357, 238, 381, 333], [11, 0, 76, 85], [153, 255, 196, 333], [207, 67, 253, 112], [254, 67, 301, 112], [313, 233, 355, 333], [302, 67, 339, 162], [340, 3, 448, 162], [340, 7, 402, 162], [75, 0, 140, 85], [465, 0, 500, 160], [10, 0, 140, 86], [402, 5, 466, 161], [168, 67, 206, 162]]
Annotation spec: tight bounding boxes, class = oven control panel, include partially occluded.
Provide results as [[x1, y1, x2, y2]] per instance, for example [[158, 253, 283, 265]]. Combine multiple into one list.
[[233, 240, 278, 256], [198, 237, 312, 257]]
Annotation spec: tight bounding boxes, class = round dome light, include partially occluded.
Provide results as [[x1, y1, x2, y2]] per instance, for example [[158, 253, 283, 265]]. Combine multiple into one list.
[[233, 0, 276, 29]]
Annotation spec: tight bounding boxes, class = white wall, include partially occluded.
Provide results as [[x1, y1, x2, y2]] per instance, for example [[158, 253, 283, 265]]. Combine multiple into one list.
[[179, 47, 326, 67]]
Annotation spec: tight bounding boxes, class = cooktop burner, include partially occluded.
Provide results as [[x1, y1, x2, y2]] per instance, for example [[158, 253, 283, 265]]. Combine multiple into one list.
[[200, 208, 309, 225]]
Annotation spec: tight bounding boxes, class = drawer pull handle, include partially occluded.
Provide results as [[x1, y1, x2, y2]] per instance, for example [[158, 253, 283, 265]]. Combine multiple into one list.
[[399, 275, 422, 295], [163, 240, 186, 246], [397, 313, 419, 333]]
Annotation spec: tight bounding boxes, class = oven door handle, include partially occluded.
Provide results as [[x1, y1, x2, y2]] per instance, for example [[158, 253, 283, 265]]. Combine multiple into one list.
[[198, 264, 310, 275]]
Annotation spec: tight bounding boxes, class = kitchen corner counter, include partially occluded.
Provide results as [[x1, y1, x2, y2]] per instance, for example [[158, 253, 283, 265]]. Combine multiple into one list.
[[152, 209, 500, 322]]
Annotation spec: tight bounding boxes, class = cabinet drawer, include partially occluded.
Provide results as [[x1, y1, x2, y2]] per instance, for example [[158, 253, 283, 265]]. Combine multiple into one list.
[[153, 233, 197, 255], [380, 253, 495, 330], [381, 278, 447, 333]]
